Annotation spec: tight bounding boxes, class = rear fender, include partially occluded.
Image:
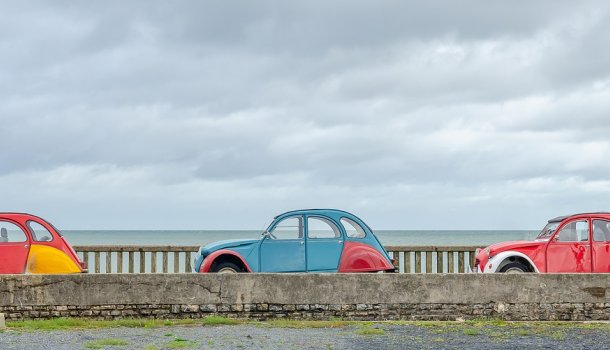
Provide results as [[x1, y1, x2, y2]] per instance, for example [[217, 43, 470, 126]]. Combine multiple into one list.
[[26, 244, 82, 274], [199, 249, 252, 273], [338, 241, 394, 272]]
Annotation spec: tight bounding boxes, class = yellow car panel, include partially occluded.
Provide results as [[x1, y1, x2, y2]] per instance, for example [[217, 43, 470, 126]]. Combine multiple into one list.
[[26, 244, 81, 274]]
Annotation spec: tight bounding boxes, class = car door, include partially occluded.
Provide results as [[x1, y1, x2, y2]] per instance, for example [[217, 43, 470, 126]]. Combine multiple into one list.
[[546, 219, 591, 273], [0, 220, 31, 274], [259, 215, 306, 272], [591, 219, 610, 272], [306, 216, 343, 272]]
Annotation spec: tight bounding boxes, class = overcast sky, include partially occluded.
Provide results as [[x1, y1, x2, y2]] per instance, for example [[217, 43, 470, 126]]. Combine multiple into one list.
[[1, 1, 610, 230]]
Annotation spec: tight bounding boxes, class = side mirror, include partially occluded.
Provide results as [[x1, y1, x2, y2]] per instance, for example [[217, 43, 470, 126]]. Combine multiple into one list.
[[262, 231, 271, 239]]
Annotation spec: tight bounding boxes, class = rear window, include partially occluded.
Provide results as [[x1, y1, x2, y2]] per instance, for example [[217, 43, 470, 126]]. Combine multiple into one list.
[[27, 221, 54, 242], [341, 217, 366, 238]]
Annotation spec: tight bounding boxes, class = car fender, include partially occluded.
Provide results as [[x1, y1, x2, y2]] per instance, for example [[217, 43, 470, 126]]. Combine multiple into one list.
[[338, 241, 394, 272], [199, 249, 253, 273], [483, 250, 540, 273], [26, 244, 82, 274]]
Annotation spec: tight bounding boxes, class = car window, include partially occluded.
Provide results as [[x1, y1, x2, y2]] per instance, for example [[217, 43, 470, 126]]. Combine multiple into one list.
[[537, 222, 560, 239], [593, 220, 610, 242], [341, 217, 366, 238], [270, 216, 303, 239], [27, 221, 54, 242], [555, 220, 589, 242], [0, 221, 27, 243], [307, 217, 340, 239]]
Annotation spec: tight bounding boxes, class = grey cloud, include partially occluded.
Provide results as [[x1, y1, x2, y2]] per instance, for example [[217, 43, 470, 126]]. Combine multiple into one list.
[[1, 1, 610, 229]]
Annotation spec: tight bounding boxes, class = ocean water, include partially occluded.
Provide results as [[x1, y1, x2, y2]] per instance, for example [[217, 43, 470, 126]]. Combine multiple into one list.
[[61, 229, 539, 247]]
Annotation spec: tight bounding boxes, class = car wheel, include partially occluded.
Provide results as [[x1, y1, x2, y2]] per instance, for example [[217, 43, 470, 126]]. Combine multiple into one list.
[[211, 261, 242, 273], [499, 262, 529, 273]]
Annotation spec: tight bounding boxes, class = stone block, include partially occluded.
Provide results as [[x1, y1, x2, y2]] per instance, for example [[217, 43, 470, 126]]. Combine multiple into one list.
[[180, 305, 199, 313], [296, 304, 309, 311], [269, 304, 283, 312], [231, 304, 244, 312], [356, 304, 370, 311], [282, 305, 296, 311], [200, 304, 217, 312], [218, 304, 231, 312]]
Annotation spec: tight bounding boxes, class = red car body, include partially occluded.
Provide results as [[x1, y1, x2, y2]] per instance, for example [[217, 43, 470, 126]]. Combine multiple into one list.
[[0, 213, 86, 274], [474, 213, 610, 273]]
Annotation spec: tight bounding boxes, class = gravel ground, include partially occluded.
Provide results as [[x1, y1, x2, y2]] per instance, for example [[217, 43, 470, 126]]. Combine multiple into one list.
[[1, 322, 610, 349]]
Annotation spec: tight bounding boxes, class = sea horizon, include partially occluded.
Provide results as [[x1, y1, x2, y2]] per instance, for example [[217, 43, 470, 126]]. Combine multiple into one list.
[[62, 229, 540, 247]]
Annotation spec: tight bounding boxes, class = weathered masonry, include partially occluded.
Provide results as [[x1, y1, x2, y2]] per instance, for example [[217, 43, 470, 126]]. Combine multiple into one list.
[[2, 274, 610, 321]]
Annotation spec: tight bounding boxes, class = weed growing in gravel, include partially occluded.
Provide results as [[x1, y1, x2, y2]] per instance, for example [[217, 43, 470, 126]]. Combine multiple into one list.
[[355, 327, 385, 336], [201, 316, 241, 326], [463, 328, 480, 336], [143, 345, 160, 350], [165, 337, 197, 348], [7, 318, 190, 331], [84, 338, 129, 349], [259, 319, 357, 329]]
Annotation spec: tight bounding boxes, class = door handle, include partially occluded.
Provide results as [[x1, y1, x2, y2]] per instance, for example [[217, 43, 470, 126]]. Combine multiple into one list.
[[338, 240, 343, 244], [300, 241, 304, 245], [24, 244, 29, 248]]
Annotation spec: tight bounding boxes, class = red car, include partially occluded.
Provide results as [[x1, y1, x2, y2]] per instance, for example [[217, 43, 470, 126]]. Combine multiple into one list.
[[0, 213, 87, 274], [474, 212, 610, 273]]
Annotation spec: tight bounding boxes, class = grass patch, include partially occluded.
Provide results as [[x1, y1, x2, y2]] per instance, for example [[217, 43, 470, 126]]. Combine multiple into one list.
[[463, 328, 479, 336], [165, 337, 197, 349], [259, 319, 355, 329], [9, 317, 610, 336], [355, 327, 385, 336], [84, 338, 128, 349], [7, 317, 237, 331], [201, 316, 241, 326], [514, 328, 533, 336]]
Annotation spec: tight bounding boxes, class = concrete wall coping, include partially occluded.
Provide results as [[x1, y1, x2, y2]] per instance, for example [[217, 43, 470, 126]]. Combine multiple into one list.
[[2, 273, 610, 307]]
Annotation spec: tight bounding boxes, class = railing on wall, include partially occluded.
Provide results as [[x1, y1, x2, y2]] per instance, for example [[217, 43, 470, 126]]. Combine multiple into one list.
[[74, 245, 482, 274], [385, 246, 481, 273], [74, 246, 199, 274]]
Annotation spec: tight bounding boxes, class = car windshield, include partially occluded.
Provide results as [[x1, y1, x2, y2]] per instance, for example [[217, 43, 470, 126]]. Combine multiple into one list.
[[536, 222, 560, 239]]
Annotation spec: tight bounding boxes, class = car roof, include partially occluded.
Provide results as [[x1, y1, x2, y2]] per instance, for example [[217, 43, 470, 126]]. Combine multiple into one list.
[[274, 208, 357, 219], [548, 212, 610, 223], [0, 212, 41, 220]]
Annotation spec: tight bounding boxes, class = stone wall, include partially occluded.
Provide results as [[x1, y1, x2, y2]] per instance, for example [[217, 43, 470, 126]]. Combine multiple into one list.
[[2, 274, 610, 321]]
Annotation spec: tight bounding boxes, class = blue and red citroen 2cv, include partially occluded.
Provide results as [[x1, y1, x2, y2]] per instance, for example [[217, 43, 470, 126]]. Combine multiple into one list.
[[194, 209, 395, 273]]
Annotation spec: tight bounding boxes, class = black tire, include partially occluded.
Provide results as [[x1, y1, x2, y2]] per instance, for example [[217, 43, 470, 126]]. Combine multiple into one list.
[[499, 262, 530, 273], [210, 261, 243, 273]]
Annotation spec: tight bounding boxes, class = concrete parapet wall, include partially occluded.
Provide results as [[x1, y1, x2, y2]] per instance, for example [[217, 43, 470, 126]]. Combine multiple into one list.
[[1, 274, 610, 321]]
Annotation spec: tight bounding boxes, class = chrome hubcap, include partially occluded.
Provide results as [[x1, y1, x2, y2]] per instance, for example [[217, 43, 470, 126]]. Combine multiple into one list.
[[218, 267, 237, 274], [504, 267, 524, 274]]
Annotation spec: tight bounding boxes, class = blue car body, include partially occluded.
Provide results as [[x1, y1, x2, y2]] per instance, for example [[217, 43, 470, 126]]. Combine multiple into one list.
[[194, 209, 394, 273]]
